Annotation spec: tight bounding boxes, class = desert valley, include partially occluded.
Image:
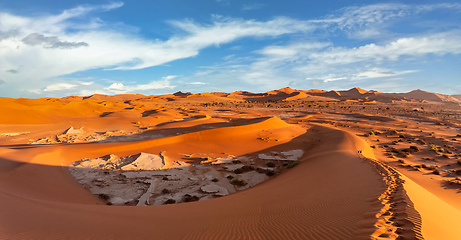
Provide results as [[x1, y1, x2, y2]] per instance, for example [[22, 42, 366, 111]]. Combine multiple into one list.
[[1, 87, 461, 239]]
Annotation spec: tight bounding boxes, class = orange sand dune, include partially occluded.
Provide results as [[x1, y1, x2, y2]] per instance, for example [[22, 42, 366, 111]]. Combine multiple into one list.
[[1, 125, 408, 239]]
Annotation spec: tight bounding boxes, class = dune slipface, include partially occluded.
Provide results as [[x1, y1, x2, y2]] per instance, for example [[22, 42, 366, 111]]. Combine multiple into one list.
[[1, 88, 461, 239]]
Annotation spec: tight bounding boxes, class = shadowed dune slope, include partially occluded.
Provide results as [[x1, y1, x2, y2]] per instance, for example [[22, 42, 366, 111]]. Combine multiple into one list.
[[1, 125, 393, 240]]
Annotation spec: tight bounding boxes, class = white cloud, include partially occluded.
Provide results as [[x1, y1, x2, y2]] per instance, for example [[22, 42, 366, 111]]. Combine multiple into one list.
[[352, 69, 417, 79], [78, 81, 94, 86], [107, 82, 125, 91], [190, 82, 206, 85], [105, 76, 176, 94], [313, 3, 461, 40], [301, 31, 461, 68], [165, 15, 313, 51], [37, 80, 95, 94], [324, 77, 346, 83], [44, 83, 77, 92]]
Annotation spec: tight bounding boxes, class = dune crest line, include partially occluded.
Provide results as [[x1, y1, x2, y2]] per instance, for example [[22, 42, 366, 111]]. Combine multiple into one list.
[[362, 155, 424, 240]]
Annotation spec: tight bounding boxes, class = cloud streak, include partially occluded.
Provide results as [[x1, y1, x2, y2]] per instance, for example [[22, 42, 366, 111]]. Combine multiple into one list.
[[105, 76, 175, 94], [44, 83, 78, 92], [22, 33, 89, 49]]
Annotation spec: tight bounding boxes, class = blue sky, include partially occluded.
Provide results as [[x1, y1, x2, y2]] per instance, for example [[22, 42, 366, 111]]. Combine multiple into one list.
[[1, 1, 460, 97]]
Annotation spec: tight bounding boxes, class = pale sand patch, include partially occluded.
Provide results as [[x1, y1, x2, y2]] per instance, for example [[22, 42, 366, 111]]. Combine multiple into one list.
[[120, 152, 165, 171], [200, 184, 229, 196]]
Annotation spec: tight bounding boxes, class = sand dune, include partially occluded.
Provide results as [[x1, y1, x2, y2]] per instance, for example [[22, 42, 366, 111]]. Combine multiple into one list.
[[1, 88, 461, 239], [1, 125, 413, 239]]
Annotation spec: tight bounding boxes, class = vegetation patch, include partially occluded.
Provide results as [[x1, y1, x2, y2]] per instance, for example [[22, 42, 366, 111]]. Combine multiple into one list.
[[429, 145, 445, 152], [230, 178, 247, 186], [286, 161, 300, 169]]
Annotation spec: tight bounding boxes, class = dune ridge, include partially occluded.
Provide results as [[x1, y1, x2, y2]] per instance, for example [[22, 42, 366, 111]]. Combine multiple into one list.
[[362, 155, 423, 239]]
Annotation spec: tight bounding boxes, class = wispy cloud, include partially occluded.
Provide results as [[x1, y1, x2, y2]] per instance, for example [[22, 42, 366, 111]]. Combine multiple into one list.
[[303, 31, 461, 66], [105, 76, 175, 94], [44, 83, 78, 92], [352, 69, 418, 80], [313, 3, 461, 40]]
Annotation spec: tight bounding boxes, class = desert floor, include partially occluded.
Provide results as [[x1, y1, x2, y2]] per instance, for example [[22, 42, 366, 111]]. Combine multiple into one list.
[[1, 89, 461, 239]]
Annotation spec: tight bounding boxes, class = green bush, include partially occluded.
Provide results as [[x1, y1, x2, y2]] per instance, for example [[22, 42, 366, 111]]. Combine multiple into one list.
[[287, 161, 299, 169], [231, 178, 247, 186]]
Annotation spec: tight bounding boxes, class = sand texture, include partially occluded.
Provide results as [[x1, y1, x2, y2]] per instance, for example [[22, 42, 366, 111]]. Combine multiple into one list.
[[1, 87, 461, 239]]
